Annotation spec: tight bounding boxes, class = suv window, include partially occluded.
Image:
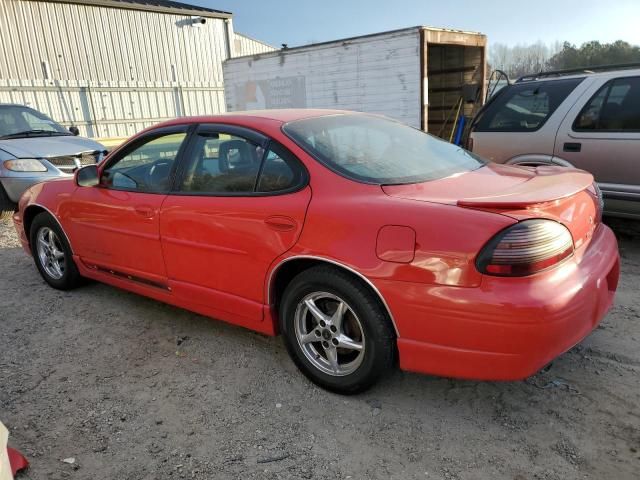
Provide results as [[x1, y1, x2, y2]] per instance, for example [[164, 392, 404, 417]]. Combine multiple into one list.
[[574, 76, 640, 131], [473, 78, 584, 132], [101, 132, 186, 193], [179, 131, 305, 195]]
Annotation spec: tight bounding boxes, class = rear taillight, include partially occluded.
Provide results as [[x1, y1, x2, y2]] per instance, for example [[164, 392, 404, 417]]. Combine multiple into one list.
[[477, 219, 574, 277]]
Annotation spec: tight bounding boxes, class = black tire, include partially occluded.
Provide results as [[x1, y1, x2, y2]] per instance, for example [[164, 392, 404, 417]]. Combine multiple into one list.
[[279, 265, 396, 394], [30, 212, 82, 290], [0, 184, 16, 221]]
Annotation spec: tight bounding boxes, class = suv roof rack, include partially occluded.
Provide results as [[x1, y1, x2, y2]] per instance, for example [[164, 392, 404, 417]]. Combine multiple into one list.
[[516, 62, 640, 83]]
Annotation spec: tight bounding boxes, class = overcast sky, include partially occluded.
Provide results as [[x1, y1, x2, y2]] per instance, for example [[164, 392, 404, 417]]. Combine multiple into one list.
[[193, 0, 640, 48]]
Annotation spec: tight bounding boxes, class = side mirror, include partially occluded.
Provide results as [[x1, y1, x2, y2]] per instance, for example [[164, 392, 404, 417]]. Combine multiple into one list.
[[69, 126, 80, 136], [75, 164, 99, 187]]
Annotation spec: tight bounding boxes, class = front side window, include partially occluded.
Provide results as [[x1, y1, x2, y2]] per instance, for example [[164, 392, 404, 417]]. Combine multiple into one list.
[[574, 76, 640, 131], [473, 78, 584, 132], [283, 114, 484, 185], [0, 105, 69, 139], [101, 132, 187, 193]]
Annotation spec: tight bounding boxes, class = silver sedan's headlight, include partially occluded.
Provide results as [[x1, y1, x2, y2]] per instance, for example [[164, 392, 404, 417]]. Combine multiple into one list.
[[3, 159, 48, 172]]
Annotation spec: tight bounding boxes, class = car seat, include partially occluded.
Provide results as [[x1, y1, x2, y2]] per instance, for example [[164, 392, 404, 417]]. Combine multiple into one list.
[[218, 140, 258, 174], [148, 161, 172, 192]]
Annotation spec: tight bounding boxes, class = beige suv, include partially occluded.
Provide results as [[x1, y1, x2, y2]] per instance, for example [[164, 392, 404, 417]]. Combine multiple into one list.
[[469, 65, 640, 219]]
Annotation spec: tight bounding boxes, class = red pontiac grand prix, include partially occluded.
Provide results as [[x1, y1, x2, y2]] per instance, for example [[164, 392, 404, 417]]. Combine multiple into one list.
[[13, 110, 620, 393]]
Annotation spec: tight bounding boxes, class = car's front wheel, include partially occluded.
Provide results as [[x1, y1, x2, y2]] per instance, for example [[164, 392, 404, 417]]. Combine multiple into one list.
[[30, 212, 82, 290], [280, 266, 396, 394]]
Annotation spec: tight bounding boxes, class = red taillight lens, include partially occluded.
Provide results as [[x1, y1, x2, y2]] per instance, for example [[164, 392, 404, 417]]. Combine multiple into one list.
[[477, 219, 574, 277]]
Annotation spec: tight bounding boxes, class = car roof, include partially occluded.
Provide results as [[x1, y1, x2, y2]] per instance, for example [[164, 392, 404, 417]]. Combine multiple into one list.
[[516, 66, 640, 84], [154, 109, 355, 128]]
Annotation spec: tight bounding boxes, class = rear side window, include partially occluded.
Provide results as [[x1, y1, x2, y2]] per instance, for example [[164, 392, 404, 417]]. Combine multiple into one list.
[[474, 78, 584, 132], [256, 143, 303, 193], [178, 130, 305, 195], [574, 76, 640, 131], [180, 133, 263, 193]]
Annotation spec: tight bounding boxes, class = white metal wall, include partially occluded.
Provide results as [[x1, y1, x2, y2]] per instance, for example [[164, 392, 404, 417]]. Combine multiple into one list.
[[223, 28, 422, 128], [0, 0, 269, 138], [234, 33, 276, 57]]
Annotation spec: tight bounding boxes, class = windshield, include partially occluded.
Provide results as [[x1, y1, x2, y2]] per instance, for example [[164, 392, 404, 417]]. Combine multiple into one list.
[[0, 105, 70, 139], [283, 114, 485, 185]]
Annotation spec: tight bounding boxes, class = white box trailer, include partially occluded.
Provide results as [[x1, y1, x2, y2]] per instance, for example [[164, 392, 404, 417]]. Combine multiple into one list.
[[223, 26, 487, 138]]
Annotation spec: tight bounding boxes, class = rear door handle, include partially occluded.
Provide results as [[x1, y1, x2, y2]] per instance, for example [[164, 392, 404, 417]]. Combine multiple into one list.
[[563, 142, 582, 153], [264, 215, 296, 232], [134, 205, 154, 218]]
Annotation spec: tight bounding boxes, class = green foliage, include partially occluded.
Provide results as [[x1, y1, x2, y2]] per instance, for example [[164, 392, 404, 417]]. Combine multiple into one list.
[[548, 40, 640, 70]]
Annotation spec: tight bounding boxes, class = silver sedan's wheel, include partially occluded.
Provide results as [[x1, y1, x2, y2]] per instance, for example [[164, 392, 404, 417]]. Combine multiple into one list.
[[36, 226, 66, 280], [294, 292, 365, 377]]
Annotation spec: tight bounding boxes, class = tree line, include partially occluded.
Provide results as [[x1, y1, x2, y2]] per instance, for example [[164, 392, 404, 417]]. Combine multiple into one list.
[[489, 40, 640, 78]]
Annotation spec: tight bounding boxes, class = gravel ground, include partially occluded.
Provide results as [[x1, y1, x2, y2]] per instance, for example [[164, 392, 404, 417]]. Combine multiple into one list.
[[1, 217, 639, 480]]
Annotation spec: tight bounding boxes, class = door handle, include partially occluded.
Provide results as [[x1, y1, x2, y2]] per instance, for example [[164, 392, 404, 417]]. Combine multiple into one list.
[[563, 142, 582, 153], [134, 205, 154, 218], [264, 216, 296, 232]]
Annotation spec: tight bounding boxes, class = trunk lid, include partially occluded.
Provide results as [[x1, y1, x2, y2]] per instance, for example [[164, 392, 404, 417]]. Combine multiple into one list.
[[382, 164, 600, 250]]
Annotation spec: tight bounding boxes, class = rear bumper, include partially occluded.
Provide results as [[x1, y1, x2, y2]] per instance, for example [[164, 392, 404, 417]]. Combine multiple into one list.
[[376, 224, 620, 380]]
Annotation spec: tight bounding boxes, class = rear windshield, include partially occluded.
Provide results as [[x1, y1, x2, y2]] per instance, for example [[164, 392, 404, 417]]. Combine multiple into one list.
[[473, 78, 584, 132], [283, 114, 484, 185]]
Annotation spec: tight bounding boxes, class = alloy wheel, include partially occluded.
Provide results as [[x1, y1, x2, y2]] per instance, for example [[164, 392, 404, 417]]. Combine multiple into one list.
[[294, 292, 365, 376], [36, 227, 66, 280]]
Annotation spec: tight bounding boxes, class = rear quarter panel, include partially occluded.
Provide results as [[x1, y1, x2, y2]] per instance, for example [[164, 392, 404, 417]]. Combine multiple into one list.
[[280, 172, 516, 289]]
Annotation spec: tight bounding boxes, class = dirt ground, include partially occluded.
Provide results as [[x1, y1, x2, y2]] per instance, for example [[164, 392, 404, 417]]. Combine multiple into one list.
[[0, 218, 638, 480]]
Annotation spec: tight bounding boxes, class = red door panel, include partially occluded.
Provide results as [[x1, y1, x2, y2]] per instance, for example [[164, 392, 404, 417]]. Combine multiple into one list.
[[160, 187, 311, 320], [68, 186, 167, 282]]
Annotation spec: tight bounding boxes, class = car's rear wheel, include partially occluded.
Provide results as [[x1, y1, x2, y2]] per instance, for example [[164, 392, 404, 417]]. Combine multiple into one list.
[[0, 185, 16, 221], [30, 212, 82, 290], [279, 266, 395, 394]]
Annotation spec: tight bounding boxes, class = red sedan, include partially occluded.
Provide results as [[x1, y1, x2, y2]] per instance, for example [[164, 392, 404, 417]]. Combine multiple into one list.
[[13, 110, 620, 393]]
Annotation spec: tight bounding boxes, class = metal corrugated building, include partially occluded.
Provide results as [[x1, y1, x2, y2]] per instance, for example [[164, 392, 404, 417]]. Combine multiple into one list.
[[234, 32, 277, 57], [0, 0, 276, 138]]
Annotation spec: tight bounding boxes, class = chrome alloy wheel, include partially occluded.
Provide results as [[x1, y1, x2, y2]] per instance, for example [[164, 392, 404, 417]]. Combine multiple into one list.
[[294, 292, 365, 376], [36, 227, 65, 280]]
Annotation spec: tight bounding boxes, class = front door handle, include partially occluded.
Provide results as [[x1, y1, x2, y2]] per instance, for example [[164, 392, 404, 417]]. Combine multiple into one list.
[[264, 215, 296, 232], [563, 142, 582, 153], [134, 205, 154, 218]]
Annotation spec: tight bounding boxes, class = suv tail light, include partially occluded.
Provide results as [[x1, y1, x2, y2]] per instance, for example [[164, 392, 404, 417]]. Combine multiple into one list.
[[476, 219, 574, 277]]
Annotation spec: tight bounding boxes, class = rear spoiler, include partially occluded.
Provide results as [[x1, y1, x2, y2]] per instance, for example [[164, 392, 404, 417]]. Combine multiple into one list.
[[458, 168, 594, 209]]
